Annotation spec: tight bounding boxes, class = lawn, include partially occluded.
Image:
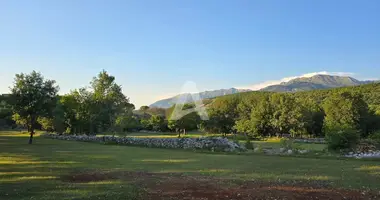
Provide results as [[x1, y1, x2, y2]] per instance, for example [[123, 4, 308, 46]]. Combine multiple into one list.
[[1, 131, 380, 199], [251, 139, 326, 151]]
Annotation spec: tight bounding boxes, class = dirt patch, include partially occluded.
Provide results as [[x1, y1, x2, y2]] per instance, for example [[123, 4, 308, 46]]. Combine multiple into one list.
[[61, 170, 159, 183], [62, 171, 380, 200]]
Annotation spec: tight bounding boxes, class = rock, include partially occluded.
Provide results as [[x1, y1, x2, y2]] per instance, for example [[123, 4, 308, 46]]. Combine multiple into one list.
[[41, 133, 246, 152], [287, 149, 293, 154], [345, 150, 380, 158], [298, 150, 308, 154], [279, 148, 286, 153]]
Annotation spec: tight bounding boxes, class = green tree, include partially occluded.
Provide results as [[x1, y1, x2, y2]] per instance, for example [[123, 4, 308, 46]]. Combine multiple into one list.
[[167, 104, 201, 137], [297, 97, 325, 137], [203, 96, 240, 136], [12, 113, 28, 130], [270, 94, 306, 137], [57, 70, 134, 135], [248, 97, 274, 137], [60, 93, 81, 134], [0, 95, 14, 128], [139, 106, 150, 112], [114, 114, 140, 132], [52, 99, 66, 134], [323, 92, 369, 135], [91, 70, 134, 133], [38, 117, 54, 131], [10, 71, 58, 144], [149, 115, 167, 132]]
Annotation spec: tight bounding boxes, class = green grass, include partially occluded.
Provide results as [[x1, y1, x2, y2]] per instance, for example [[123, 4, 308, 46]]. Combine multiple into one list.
[[1, 131, 380, 199], [251, 138, 327, 151]]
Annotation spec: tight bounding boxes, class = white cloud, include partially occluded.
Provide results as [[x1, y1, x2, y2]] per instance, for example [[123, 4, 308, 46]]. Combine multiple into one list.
[[237, 71, 356, 91]]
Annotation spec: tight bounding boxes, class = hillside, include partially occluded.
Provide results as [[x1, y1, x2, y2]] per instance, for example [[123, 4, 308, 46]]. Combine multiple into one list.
[[150, 88, 250, 108], [260, 75, 374, 92], [214, 82, 380, 109], [150, 75, 376, 108]]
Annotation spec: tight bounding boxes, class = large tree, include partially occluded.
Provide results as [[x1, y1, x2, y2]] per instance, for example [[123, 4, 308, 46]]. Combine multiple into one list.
[[167, 104, 201, 137], [10, 71, 59, 144], [57, 70, 134, 135], [0, 95, 14, 128], [269, 94, 306, 137], [323, 92, 369, 135], [148, 115, 167, 132], [91, 70, 134, 133], [247, 97, 274, 137], [298, 98, 325, 137], [202, 96, 240, 136]]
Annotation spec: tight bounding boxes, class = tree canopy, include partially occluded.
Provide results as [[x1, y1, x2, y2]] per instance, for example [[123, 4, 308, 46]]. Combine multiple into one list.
[[10, 71, 59, 144]]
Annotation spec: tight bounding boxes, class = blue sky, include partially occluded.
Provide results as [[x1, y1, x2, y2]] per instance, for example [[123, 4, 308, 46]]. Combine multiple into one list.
[[0, 0, 379, 107]]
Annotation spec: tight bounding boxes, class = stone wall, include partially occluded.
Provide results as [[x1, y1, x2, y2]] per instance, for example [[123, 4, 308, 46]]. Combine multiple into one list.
[[42, 134, 246, 152]]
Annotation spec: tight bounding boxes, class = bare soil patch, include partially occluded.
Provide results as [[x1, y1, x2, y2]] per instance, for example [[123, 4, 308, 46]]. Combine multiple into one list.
[[62, 171, 380, 200]]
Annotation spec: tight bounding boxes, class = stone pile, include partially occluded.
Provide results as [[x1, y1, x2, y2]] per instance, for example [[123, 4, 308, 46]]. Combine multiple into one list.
[[345, 151, 380, 159], [42, 133, 246, 152]]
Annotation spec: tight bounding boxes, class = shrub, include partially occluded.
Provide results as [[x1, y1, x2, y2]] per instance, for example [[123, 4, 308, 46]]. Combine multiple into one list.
[[254, 144, 263, 153], [369, 131, 380, 145], [280, 138, 303, 150], [280, 138, 294, 149], [356, 139, 378, 152], [245, 139, 254, 150], [325, 129, 360, 151]]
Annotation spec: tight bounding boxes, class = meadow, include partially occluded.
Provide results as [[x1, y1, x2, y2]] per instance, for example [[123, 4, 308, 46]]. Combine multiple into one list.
[[1, 131, 380, 199]]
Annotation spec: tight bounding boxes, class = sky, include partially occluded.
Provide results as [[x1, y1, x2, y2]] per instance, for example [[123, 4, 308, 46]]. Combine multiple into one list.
[[0, 0, 379, 107]]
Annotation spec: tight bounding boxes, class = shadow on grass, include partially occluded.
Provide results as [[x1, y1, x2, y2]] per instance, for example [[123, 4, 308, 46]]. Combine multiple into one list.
[[1, 130, 380, 200]]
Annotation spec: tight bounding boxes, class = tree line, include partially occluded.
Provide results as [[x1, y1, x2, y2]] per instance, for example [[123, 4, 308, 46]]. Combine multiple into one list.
[[0, 70, 211, 143], [202, 84, 380, 150], [1, 70, 380, 148]]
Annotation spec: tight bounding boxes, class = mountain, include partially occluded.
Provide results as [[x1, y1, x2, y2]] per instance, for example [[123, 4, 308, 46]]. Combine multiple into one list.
[[150, 88, 250, 108], [260, 75, 374, 92], [150, 75, 376, 108]]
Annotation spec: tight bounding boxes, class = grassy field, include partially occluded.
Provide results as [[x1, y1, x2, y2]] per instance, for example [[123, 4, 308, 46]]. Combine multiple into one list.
[[1, 131, 380, 199]]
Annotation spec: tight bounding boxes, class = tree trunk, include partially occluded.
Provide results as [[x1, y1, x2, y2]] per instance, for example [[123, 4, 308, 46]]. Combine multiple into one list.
[[178, 129, 181, 138], [28, 130, 34, 144], [28, 116, 36, 144], [183, 129, 186, 136]]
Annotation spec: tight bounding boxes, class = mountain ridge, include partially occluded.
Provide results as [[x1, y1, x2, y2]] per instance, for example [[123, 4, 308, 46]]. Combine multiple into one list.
[[150, 75, 376, 108], [260, 75, 374, 92], [150, 88, 249, 108]]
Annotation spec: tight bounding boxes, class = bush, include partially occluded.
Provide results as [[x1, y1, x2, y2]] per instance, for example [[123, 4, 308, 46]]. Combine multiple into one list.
[[356, 139, 378, 152], [325, 129, 360, 151], [369, 131, 380, 145], [280, 138, 294, 149], [280, 138, 303, 150], [254, 144, 263, 153], [245, 139, 254, 150]]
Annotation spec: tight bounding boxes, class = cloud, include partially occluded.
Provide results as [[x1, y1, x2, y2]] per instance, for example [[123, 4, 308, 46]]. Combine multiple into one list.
[[237, 71, 356, 91]]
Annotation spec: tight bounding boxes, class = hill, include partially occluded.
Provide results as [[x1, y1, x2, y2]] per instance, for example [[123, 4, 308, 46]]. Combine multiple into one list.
[[150, 88, 250, 108], [260, 75, 374, 92], [150, 75, 376, 108]]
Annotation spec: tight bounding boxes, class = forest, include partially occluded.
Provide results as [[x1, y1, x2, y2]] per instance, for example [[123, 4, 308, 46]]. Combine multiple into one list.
[[1, 70, 380, 150]]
